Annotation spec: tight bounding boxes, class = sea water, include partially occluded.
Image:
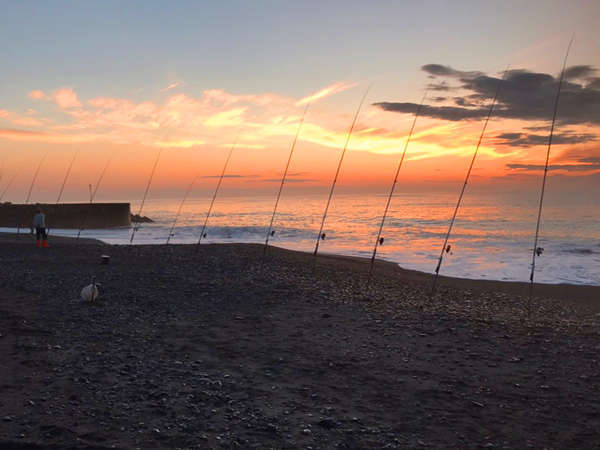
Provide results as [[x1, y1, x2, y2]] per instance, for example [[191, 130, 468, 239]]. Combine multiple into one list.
[[7, 191, 599, 286]]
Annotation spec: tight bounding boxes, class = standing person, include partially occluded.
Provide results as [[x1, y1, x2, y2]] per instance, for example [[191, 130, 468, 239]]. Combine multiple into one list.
[[33, 208, 49, 248]]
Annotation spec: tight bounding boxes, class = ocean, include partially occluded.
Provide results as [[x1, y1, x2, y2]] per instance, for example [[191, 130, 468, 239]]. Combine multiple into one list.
[[8, 190, 599, 286]]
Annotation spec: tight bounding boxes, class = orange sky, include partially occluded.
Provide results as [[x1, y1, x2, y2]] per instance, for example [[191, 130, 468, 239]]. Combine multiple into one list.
[[1, 80, 599, 203]]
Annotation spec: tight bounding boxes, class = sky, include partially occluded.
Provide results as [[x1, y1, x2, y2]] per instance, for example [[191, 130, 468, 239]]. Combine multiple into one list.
[[0, 0, 599, 202]]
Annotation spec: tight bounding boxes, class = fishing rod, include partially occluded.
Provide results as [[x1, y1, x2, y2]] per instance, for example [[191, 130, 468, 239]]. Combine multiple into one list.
[[56, 149, 79, 203], [261, 102, 311, 264], [431, 66, 509, 296], [366, 88, 428, 288], [129, 147, 163, 245], [17, 153, 47, 235], [165, 173, 200, 245], [195, 135, 238, 250], [0, 171, 18, 202], [528, 38, 573, 313], [313, 85, 371, 260], [76, 154, 113, 240]]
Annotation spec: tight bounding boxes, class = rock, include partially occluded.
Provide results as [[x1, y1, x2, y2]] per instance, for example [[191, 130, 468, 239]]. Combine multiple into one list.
[[130, 214, 154, 223]]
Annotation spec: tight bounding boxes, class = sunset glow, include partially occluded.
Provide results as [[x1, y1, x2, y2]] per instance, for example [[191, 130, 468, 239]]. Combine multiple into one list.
[[0, 2, 598, 204]]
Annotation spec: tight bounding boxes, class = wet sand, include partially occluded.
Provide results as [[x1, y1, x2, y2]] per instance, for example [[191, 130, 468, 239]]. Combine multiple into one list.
[[1, 233, 599, 448]]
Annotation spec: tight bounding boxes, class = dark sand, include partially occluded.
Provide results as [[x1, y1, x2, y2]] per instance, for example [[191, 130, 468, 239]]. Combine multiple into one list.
[[1, 233, 599, 449]]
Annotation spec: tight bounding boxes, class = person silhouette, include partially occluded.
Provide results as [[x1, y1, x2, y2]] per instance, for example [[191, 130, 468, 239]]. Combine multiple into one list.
[[33, 208, 49, 248]]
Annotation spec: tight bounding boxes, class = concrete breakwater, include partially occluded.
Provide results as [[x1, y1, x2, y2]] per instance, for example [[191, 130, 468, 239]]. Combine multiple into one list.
[[0, 203, 131, 229]]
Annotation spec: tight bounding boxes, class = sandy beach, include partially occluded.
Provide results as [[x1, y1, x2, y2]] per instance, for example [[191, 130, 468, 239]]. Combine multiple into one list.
[[1, 233, 599, 448]]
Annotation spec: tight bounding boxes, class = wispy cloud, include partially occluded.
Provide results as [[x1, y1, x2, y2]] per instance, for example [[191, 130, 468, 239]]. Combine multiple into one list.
[[261, 177, 317, 183], [155, 139, 205, 148], [16, 83, 374, 152], [0, 109, 44, 128], [202, 174, 260, 179], [296, 81, 358, 106], [0, 128, 48, 138], [495, 131, 597, 147], [54, 88, 82, 108], [28, 87, 82, 109], [0, 127, 98, 143], [161, 82, 182, 92], [7, 77, 597, 173], [506, 158, 600, 172], [28, 90, 45, 100]]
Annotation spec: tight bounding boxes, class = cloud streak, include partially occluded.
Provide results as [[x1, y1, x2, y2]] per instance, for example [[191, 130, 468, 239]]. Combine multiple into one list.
[[161, 82, 182, 92], [201, 174, 260, 179], [296, 81, 357, 106], [506, 156, 600, 172], [18, 82, 397, 156], [494, 131, 597, 147]]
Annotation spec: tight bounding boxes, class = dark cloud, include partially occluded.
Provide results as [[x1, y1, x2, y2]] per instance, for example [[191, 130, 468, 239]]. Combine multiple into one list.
[[497, 132, 522, 140], [431, 96, 447, 102], [421, 64, 483, 79], [506, 156, 600, 172], [495, 132, 597, 147], [374, 64, 600, 125], [286, 171, 309, 177], [261, 178, 317, 183], [202, 174, 259, 179], [579, 156, 600, 163], [524, 125, 550, 132], [454, 96, 480, 107], [427, 81, 453, 91], [422, 64, 456, 77], [375, 102, 492, 121], [564, 65, 597, 80]]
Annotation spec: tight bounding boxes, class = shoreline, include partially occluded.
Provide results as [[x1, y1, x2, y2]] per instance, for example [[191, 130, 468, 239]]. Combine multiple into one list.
[[3, 227, 599, 288], [2, 231, 599, 301]]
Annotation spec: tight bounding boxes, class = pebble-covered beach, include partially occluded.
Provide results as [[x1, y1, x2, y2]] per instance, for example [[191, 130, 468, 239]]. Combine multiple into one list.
[[1, 233, 599, 448]]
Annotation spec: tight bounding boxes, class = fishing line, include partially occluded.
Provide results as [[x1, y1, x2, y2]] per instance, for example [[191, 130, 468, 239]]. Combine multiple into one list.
[[76, 153, 114, 241], [166, 173, 200, 245], [528, 37, 573, 313], [130, 147, 163, 245], [0, 171, 18, 202], [431, 66, 509, 296], [261, 102, 310, 264], [313, 85, 371, 261], [195, 135, 239, 250], [56, 149, 80, 203], [366, 87, 428, 288]]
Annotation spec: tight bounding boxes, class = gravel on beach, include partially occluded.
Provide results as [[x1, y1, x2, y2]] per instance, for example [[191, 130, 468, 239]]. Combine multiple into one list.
[[1, 233, 599, 449]]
